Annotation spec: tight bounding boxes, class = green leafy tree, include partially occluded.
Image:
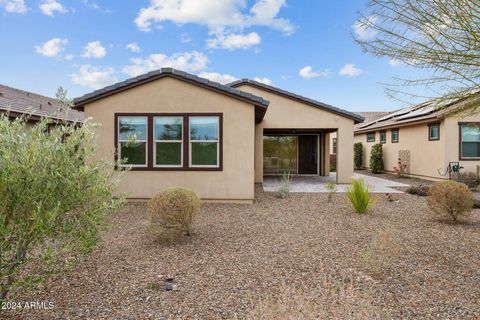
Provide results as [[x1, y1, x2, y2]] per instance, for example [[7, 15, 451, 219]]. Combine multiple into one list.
[[354, 142, 363, 170], [0, 114, 123, 300], [355, 0, 480, 105], [370, 144, 384, 174]]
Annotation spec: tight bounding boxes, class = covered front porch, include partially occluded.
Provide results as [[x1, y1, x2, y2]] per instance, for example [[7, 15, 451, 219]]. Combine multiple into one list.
[[262, 129, 336, 178]]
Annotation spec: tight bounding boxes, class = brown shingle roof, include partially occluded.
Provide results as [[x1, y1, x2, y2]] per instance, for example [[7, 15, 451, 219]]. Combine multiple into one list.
[[354, 111, 391, 130], [0, 84, 84, 122]]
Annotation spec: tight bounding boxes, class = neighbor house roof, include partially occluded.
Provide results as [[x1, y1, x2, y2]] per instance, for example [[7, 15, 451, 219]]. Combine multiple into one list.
[[354, 111, 390, 130], [0, 84, 84, 123], [228, 79, 365, 124], [354, 92, 480, 134], [73, 68, 270, 122]]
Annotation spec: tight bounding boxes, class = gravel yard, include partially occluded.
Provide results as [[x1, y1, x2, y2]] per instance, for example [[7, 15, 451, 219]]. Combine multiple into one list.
[[5, 186, 480, 319]]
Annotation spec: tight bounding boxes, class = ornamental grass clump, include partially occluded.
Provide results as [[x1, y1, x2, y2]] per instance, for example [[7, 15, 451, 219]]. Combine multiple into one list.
[[148, 187, 201, 237], [347, 179, 375, 214], [427, 181, 473, 222]]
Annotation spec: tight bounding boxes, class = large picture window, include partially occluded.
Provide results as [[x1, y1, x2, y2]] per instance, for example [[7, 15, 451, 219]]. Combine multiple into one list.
[[154, 116, 183, 167], [118, 116, 148, 167], [115, 113, 222, 170], [460, 123, 480, 159], [189, 116, 220, 167]]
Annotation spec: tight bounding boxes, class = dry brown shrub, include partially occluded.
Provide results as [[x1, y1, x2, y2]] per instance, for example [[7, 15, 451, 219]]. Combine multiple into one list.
[[245, 274, 386, 320], [362, 226, 401, 279], [147, 187, 201, 237], [427, 181, 473, 222]]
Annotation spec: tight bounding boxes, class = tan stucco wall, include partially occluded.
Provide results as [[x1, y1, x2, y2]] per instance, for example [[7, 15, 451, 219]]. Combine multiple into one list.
[[354, 120, 452, 179], [235, 84, 355, 184], [84, 77, 256, 201]]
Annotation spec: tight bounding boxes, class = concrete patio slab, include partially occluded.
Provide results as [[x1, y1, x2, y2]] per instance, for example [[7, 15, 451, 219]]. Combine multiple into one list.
[[263, 173, 409, 193]]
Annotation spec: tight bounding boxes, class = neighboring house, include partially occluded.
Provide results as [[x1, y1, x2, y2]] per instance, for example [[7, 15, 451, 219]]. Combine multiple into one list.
[[354, 94, 480, 180], [0, 84, 84, 124], [329, 112, 388, 170], [73, 68, 363, 202]]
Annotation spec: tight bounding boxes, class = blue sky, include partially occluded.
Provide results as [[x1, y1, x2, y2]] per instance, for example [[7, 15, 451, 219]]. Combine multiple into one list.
[[0, 0, 422, 111]]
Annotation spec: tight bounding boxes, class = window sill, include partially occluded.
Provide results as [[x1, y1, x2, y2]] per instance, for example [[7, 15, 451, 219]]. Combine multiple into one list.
[[116, 166, 222, 171]]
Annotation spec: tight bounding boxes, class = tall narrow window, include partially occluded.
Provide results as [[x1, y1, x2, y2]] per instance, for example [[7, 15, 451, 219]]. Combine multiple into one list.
[[190, 116, 219, 167], [429, 123, 440, 141], [367, 132, 375, 142], [460, 123, 480, 159], [154, 116, 183, 167], [118, 116, 148, 167], [332, 138, 337, 154], [380, 130, 387, 144], [391, 129, 399, 143]]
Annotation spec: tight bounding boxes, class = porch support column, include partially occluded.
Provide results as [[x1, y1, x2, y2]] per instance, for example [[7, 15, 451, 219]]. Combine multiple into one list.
[[254, 124, 263, 183], [323, 133, 330, 176], [336, 126, 354, 184]]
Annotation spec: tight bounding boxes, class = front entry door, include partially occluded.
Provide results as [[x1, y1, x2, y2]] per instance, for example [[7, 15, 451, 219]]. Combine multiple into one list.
[[298, 135, 318, 174]]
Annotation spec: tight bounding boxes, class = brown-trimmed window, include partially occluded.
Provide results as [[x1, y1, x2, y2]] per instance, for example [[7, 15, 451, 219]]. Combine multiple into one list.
[[380, 130, 387, 144], [366, 132, 375, 142], [460, 123, 480, 159], [391, 128, 399, 143], [428, 123, 440, 141], [115, 113, 222, 171], [118, 116, 148, 167], [189, 116, 220, 168], [154, 116, 183, 167], [332, 138, 337, 154]]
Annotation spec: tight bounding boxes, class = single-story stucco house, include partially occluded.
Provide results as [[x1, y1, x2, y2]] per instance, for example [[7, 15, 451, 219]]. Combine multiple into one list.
[[0, 84, 84, 124], [73, 68, 363, 202], [353, 94, 480, 180]]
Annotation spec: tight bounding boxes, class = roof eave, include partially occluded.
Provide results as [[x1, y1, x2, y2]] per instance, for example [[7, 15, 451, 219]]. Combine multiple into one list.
[[228, 79, 365, 124]]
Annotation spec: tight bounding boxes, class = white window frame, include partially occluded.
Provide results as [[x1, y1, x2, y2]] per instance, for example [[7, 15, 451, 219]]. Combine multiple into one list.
[[118, 116, 148, 168], [189, 116, 220, 168], [153, 116, 183, 168]]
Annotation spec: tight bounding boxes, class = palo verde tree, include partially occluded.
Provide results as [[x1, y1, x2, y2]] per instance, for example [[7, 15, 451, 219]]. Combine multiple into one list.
[[355, 0, 480, 106]]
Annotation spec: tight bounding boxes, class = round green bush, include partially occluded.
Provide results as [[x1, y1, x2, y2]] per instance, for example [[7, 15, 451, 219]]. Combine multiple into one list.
[[147, 187, 201, 236]]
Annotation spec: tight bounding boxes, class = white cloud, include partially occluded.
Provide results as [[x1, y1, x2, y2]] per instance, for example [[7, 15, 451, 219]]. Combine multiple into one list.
[[388, 58, 403, 66], [71, 65, 117, 89], [353, 15, 378, 41], [82, 41, 107, 58], [35, 38, 68, 58], [135, 0, 294, 33], [39, 0, 67, 17], [134, 0, 294, 49], [299, 66, 330, 79], [122, 51, 208, 77], [181, 33, 192, 43], [126, 42, 141, 53], [254, 77, 273, 85], [1, 0, 27, 13], [199, 72, 237, 84], [339, 64, 363, 77], [207, 32, 261, 50]]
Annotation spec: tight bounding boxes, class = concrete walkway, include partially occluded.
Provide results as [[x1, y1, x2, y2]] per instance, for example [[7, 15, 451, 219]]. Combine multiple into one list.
[[263, 173, 409, 193]]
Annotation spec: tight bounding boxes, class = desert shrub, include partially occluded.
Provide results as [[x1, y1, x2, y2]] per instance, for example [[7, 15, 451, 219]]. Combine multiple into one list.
[[346, 179, 375, 214], [427, 181, 473, 221], [148, 187, 201, 236], [325, 182, 337, 203], [354, 142, 363, 170], [276, 172, 292, 199], [369, 144, 384, 174], [457, 172, 480, 190], [245, 273, 386, 319], [406, 184, 430, 196], [0, 113, 123, 300]]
